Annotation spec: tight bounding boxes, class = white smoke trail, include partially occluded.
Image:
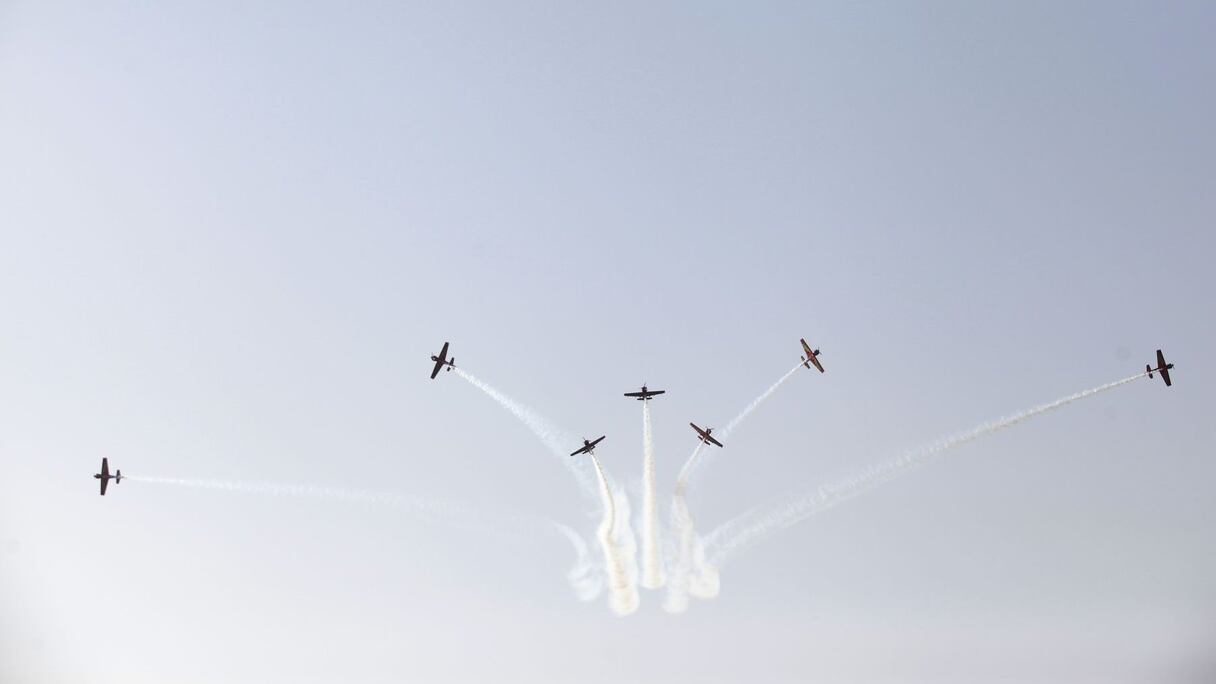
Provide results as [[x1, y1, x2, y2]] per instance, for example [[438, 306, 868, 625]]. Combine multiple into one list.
[[127, 475, 597, 594], [722, 360, 806, 438], [127, 475, 534, 539], [553, 522, 604, 602], [663, 443, 705, 613], [675, 360, 807, 491], [453, 367, 597, 499], [704, 372, 1149, 567], [640, 401, 663, 588], [588, 455, 639, 615]]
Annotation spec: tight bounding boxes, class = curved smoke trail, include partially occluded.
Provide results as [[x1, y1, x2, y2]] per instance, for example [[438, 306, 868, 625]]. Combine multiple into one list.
[[640, 401, 663, 588], [664, 443, 711, 613], [588, 455, 639, 615], [453, 367, 597, 499], [704, 372, 1149, 567]]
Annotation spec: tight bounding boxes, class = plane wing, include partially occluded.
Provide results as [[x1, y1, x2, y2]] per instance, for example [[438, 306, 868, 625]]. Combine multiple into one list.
[[430, 342, 449, 379], [705, 433, 724, 448], [624, 390, 665, 398], [801, 338, 825, 372], [99, 476, 108, 496], [1157, 349, 1172, 387], [101, 458, 109, 479]]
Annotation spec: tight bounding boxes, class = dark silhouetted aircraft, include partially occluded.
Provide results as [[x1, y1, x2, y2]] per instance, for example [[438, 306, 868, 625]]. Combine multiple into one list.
[[93, 458, 121, 496], [1146, 349, 1174, 387], [800, 338, 824, 373], [430, 341, 455, 379], [624, 384, 666, 401], [689, 422, 723, 448], [570, 436, 606, 457]]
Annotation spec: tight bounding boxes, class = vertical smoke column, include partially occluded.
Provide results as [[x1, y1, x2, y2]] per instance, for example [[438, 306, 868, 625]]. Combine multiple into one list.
[[664, 443, 714, 613], [640, 401, 663, 588], [589, 454, 639, 615]]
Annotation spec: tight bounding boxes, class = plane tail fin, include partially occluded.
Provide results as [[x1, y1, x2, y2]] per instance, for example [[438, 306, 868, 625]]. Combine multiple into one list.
[[115, 470, 122, 484], [1146, 364, 1153, 378]]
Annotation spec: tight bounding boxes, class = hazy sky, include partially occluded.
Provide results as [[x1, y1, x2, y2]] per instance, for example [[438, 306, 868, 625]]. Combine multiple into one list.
[[2, 2, 1214, 682]]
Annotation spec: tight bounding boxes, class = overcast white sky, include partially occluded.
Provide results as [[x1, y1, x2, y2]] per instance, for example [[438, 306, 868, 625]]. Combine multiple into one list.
[[2, 2, 1214, 682]]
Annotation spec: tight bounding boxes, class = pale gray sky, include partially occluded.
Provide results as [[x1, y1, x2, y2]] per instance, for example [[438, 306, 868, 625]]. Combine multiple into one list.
[[1, 2, 1214, 682]]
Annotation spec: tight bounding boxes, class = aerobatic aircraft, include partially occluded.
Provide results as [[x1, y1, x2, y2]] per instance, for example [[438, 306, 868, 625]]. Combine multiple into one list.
[[800, 338, 824, 373], [570, 436, 606, 457], [429, 341, 456, 379], [623, 384, 666, 401], [93, 458, 121, 496], [1146, 349, 1175, 387], [689, 422, 723, 448]]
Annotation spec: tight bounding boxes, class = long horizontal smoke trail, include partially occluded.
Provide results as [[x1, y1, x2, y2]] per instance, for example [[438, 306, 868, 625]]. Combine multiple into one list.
[[705, 372, 1149, 567], [453, 367, 597, 499], [589, 455, 639, 615], [640, 401, 663, 589], [126, 475, 561, 547]]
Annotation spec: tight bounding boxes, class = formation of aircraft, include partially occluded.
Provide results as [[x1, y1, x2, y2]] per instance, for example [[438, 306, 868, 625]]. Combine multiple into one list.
[[624, 384, 666, 401], [1147, 349, 1175, 387], [570, 436, 606, 457], [429, 341, 456, 379], [800, 338, 824, 373], [689, 422, 723, 448], [93, 458, 121, 496], [91, 339, 1179, 496]]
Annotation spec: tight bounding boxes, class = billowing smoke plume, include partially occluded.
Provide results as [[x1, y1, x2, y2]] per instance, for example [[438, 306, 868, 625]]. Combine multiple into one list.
[[704, 372, 1148, 567], [454, 367, 598, 499], [663, 443, 708, 613], [640, 401, 663, 588], [588, 455, 639, 615]]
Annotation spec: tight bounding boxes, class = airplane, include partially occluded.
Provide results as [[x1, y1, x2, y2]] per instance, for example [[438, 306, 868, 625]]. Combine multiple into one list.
[[429, 341, 456, 379], [624, 384, 666, 401], [93, 457, 121, 496], [570, 436, 606, 457], [1146, 349, 1175, 387], [800, 338, 825, 373], [689, 422, 723, 448]]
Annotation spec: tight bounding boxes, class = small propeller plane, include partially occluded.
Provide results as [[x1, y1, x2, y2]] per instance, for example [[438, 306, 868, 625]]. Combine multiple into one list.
[[93, 458, 121, 496], [1146, 349, 1175, 387], [570, 436, 606, 457], [689, 422, 723, 448], [623, 384, 666, 401], [800, 338, 825, 373], [429, 341, 456, 379]]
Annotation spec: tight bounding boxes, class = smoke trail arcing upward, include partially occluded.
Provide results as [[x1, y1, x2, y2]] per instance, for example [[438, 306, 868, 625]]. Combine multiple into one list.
[[722, 360, 806, 438], [704, 372, 1149, 567], [674, 360, 807, 491], [588, 455, 639, 615], [453, 367, 597, 499], [640, 401, 663, 588]]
